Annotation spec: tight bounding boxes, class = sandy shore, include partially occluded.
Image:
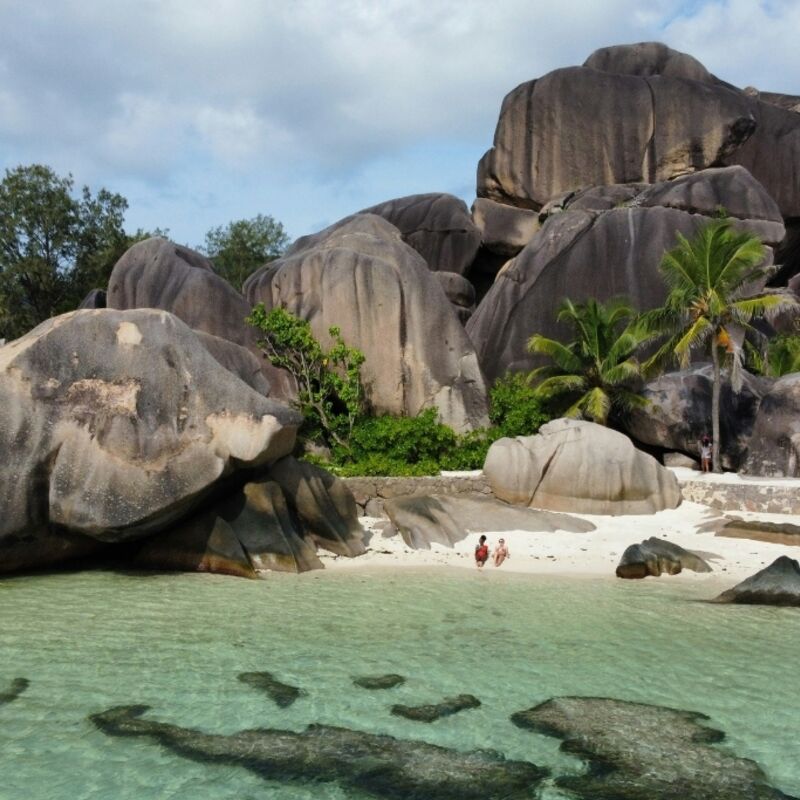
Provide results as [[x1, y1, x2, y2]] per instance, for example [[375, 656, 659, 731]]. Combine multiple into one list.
[[321, 471, 800, 583]]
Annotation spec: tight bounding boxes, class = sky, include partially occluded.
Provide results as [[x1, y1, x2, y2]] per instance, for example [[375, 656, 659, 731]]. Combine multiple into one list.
[[1, 0, 799, 247]]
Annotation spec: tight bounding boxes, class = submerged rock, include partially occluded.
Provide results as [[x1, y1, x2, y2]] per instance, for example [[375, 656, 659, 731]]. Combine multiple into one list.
[[714, 556, 800, 607], [511, 696, 794, 800], [238, 672, 303, 707], [0, 677, 29, 705], [383, 493, 594, 550], [91, 705, 547, 800], [391, 694, 481, 723], [353, 674, 406, 690], [616, 537, 712, 579]]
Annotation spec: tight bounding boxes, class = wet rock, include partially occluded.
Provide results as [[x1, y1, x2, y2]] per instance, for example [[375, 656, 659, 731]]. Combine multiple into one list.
[[238, 672, 303, 707], [91, 704, 547, 800], [391, 694, 481, 723], [0, 677, 29, 705], [616, 537, 712, 579], [714, 556, 800, 606], [484, 420, 681, 515], [716, 519, 800, 547], [511, 696, 793, 800], [353, 674, 406, 690], [383, 494, 594, 550]]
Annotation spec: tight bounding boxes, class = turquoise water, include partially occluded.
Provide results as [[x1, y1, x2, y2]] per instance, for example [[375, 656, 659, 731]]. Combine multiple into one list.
[[1, 567, 799, 799]]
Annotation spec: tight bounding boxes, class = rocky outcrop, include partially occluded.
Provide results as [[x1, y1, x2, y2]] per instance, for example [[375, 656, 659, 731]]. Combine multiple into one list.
[[194, 331, 273, 395], [717, 518, 800, 547], [714, 556, 800, 606], [511, 696, 792, 800], [244, 214, 490, 432], [471, 198, 540, 256], [359, 193, 481, 275], [584, 42, 716, 83], [743, 373, 800, 476], [91, 704, 548, 800], [484, 419, 681, 515], [383, 494, 594, 549], [0, 308, 300, 575], [391, 694, 481, 723], [615, 537, 712, 578], [624, 365, 769, 471], [78, 288, 106, 309], [433, 271, 476, 323]]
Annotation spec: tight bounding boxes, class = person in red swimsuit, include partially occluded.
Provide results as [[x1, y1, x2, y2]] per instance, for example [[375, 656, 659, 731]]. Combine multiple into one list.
[[474, 535, 490, 568]]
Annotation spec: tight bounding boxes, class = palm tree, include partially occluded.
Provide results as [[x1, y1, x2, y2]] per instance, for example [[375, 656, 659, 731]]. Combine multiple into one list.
[[642, 220, 799, 473], [527, 297, 651, 425]]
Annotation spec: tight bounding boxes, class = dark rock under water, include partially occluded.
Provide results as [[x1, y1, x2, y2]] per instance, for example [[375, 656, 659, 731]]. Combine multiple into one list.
[[391, 693, 481, 722], [0, 677, 29, 705], [237, 671, 303, 707], [352, 673, 406, 690]]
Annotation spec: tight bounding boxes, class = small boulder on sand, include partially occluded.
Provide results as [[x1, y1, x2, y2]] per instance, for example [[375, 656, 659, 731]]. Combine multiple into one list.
[[616, 537, 712, 579], [714, 556, 800, 606]]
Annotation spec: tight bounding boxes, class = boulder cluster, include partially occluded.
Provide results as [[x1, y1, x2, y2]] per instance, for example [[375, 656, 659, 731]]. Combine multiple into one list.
[[2, 41, 800, 578]]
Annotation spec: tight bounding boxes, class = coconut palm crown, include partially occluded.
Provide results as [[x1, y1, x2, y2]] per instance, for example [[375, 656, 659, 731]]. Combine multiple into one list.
[[641, 220, 800, 472], [526, 297, 651, 426]]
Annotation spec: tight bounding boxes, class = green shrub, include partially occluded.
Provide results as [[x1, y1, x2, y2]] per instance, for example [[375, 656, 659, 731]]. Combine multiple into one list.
[[489, 372, 552, 437]]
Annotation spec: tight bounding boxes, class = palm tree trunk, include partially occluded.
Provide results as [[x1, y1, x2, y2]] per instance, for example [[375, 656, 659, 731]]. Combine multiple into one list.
[[711, 341, 722, 473]]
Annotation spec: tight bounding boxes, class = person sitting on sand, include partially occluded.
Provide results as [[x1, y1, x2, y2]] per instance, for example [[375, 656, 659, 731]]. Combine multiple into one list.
[[493, 538, 509, 567], [474, 535, 489, 568]]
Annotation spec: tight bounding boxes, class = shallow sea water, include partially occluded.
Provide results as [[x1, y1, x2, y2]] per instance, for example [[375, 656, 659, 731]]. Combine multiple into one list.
[[1, 566, 799, 799]]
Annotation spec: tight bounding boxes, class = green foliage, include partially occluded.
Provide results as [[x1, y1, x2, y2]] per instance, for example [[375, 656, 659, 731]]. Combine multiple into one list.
[[526, 297, 651, 425], [201, 214, 289, 289], [0, 164, 129, 340], [246, 305, 365, 450], [489, 372, 552, 437], [765, 333, 800, 377]]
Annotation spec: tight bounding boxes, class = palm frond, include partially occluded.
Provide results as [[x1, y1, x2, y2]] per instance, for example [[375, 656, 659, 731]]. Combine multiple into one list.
[[532, 374, 586, 401], [527, 334, 583, 373], [581, 386, 612, 425], [674, 316, 713, 367], [730, 291, 800, 324]]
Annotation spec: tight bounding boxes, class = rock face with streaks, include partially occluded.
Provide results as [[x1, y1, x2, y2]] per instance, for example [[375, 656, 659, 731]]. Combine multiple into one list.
[[244, 214, 490, 431], [484, 419, 681, 515], [714, 556, 800, 606], [511, 696, 795, 800], [616, 537, 712, 579], [0, 309, 301, 575], [743, 374, 800, 477]]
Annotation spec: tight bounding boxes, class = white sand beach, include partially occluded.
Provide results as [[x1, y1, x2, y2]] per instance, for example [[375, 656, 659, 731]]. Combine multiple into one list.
[[321, 471, 800, 583]]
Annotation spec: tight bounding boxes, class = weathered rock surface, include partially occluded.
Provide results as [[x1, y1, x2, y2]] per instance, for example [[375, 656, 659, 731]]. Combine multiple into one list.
[[743, 374, 800, 476], [477, 65, 756, 210], [383, 494, 594, 550], [616, 536, 712, 579], [471, 198, 540, 256], [106, 237, 289, 397], [91, 704, 548, 800], [0, 309, 300, 575], [624, 365, 769, 471], [484, 419, 682, 515], [194, 331, 272, 395], [714, 556, 800, 606], [0, 677, 29, 705], [511, 696, 794, 800], [238, 671, 303, 707], [391, 694, 481, 723], [244, 214, 490, 431], [359, 193, 482, 275], [434, 271, 476, 323], [584, 41, 716, 83], [717, 518, 800, 547], [78, 288, 107, 309], [353, 674, 406, 690]]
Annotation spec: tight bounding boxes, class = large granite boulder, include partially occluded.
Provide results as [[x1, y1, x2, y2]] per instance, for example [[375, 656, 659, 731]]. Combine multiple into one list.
[[471, 198, 540, 256], [624, 365, 769, 471], [743, 373, 800, 476], [477, 65, 756, 210], [107, 237, 289, 398], [616, 537, 712, 579], [584, 41, 716, 83], [244, 214, 490, 432], [484, 419, 682, 515], [433, 272, 476, 323], [0, 309, 300, 575], [359, 193, 482, 275], [383, 494, 594, 549], [714, 556, 800, 606]]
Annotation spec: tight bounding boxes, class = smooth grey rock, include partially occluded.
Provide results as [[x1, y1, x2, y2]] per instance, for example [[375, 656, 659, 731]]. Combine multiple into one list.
[[91, 705, 548, 800], [433, 271, 476, 323], [714, 556, 800, 606], [616, 536, 712, 579], [511, 696, 793, 800], [743, 373, 800, 476], [359, 193, 482, 275], [471, 198, 540, 256], [624, 365, 769, 471], [584, 41, 715, 83], [383, 493, 594, 550], [716, 519, 800, 547], [663, 451, 698, 469], [0, 309, 300, 575], [244, 215, 490, 432], [484, 420, 682, 515], [238, 672, 303, 707], [391, 694, 481, 723], [194, 331, 272, 395]]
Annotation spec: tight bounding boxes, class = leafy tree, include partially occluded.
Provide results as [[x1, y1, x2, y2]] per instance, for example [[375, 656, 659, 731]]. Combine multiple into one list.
[[766, 333, 800, 376], [246, 305, 365, 450], [526, 297, 651, 425], [0, 164, 128, 340], [642, 220, 799, 472], [201, 214, 289, 290]]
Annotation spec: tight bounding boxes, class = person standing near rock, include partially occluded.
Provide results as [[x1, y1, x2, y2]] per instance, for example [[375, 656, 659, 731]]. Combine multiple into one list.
[[474, 535, 489, 568], [493, 538, 510, 567], [700, 435, 712, 473]]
